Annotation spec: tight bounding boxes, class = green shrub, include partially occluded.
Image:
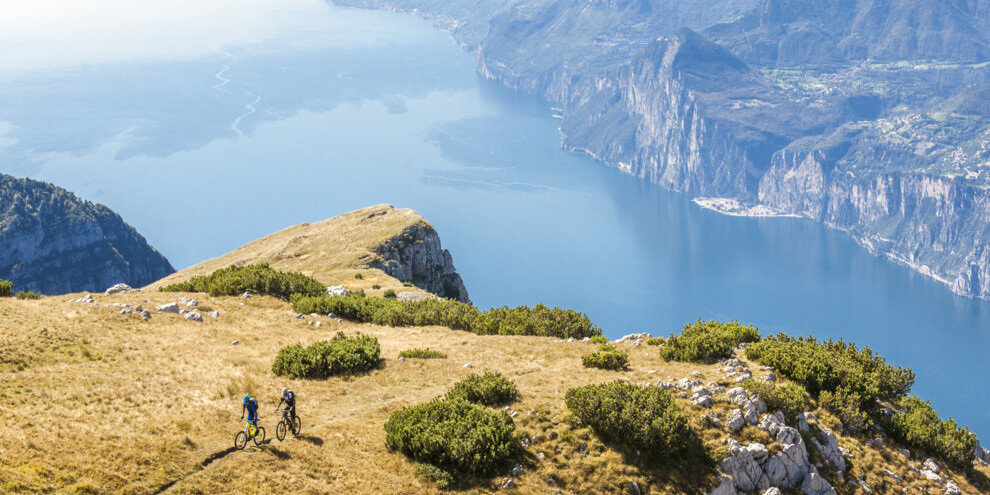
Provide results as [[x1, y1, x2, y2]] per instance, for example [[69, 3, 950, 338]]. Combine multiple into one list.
[[744, 334, 914, 405], [372, 284, 381, 290], [384, 397, 519, 477], [739, 380, 807, 421], [399, 348, 447, 359], [472, 304, 600, 338], [0, 280, 11, 297], [291, 294, 602, 339], [14, 290, 40, 300], [582, 344, 629, 370], [565, 381, 692, 461], [588, 335, 609, 345], [403, 282, 414, 287], [161, 263, 325, 299], [354, 273, 364, 280], [646, 337, 666, 346], [885, 396, 976, 469], [415, 463, 454, 489], [271, 332, 380, 379], [383, 289, 397, 299], [447, 371, 518, 407], [818, 389, 872, 434], [661, 319, 760, 362]]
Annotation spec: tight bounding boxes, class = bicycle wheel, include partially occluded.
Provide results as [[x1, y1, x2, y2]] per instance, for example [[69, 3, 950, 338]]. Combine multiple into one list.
[[235, 431, 248, 450], [276, 420, 287, 441], [253, 426, 266, 445], [291, 416, 301, 436]]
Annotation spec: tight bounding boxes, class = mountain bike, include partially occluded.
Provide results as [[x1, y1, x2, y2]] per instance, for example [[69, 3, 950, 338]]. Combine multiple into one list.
[[234, 419, 266, 450], [275, 408, 302, 441]]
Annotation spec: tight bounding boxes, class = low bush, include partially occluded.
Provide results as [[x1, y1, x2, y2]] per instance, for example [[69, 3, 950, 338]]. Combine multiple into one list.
[[582, 344, 629, 370], [588, 335, 609, 345], [818, 389, 872, 434], [384, 397, 520, 477], [354, 273, 364, 279], [744, 334, 914, 405], [0, 280, 11, 297], [565, 381, 692, 461], [161, 263, 326, 299], [661, 319, 760, 362], [472, 304, 601, 338], [291, 294, 602, 339], [399, 348, 447, 359], [383, 289, 397, 299], [646, 337, 666, 346], [271, 332, 380, 379], [739, 380, 807, 421], [372, 284, 381, 290], [885, 396, 976, 470], [15, 290, 40, 300], [415, 463, 454, 489], [447, 371, 518, 407]]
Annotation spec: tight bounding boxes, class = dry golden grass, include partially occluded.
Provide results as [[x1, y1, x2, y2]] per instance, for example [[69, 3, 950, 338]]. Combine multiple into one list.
[[147, 204, 431, 297], [1, 293, 986, 494]]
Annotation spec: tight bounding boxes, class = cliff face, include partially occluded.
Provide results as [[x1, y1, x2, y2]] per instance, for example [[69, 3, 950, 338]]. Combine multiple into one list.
[[0, 174, 175, 294], [370, 223, 470, 302], [759, 145, 990, 298]]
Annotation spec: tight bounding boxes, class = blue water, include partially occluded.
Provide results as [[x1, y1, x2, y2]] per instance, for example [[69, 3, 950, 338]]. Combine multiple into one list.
[[1, 2, 988, 437]]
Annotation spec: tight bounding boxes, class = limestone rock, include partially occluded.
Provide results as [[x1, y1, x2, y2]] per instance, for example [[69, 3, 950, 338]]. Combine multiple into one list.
[[811, 428, 847, 472], [763, 489, 782, 495], [177, 297, 198, 307], [922, 458, 940, 473], [727, 387, 749, 405], [185, 312, 203, 322], [719, 448, 769, 492], [326, 286, 348, 297], [104, 283, 137, 296], [208, 311, 219, 318], [727, 410, 746, 432], [156, 302, 180, 314], [708, 476, 738, 495], [368, 223, 470, 302], [800, 472, 837, 495]]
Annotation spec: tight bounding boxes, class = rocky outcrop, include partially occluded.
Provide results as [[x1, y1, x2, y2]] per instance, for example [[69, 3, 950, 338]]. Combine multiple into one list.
[[369, 223, 470, 302], [0, 174, 175, 295]]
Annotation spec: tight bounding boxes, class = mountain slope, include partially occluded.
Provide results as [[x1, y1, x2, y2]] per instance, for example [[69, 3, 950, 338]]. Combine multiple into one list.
[[0, 173, 174, 295], [150, 204, 469, 302], [704, 0, 990, 67]]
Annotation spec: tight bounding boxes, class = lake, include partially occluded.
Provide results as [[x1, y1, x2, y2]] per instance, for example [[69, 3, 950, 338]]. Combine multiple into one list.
[[1, 0, 988, 437]]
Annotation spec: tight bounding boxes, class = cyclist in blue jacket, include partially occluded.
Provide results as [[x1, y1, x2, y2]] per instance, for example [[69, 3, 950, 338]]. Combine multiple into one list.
[[241, 395, 260, 435]]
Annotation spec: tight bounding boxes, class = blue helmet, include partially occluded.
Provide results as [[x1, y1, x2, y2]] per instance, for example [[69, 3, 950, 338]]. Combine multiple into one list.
[[243, 395, 250, 402]]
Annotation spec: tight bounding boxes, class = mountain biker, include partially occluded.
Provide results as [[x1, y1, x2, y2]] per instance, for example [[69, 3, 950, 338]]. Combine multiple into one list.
[[276, 387, 296, 424], [241, 395, 259, 434]]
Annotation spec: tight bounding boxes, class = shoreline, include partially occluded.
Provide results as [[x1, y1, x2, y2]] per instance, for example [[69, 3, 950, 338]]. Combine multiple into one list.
[[691, 197, 803, 218]]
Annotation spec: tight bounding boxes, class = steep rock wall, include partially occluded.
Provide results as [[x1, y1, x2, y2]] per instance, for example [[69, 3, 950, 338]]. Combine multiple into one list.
[[369, 223, 470, 302]]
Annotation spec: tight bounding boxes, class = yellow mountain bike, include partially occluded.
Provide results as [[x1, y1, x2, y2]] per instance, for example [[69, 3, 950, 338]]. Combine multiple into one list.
[[235, 419, 266, 450]]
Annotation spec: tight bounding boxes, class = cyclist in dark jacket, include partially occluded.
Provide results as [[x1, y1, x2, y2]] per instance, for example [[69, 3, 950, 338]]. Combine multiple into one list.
[[276, 387, 296, 422]]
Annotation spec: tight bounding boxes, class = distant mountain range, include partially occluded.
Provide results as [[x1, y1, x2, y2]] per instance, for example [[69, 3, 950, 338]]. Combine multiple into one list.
[[0, 173, 174, 294], [336, 0, 990, 300]]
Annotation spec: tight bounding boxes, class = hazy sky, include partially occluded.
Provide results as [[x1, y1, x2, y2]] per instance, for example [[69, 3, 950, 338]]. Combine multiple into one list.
[[0, 0, 352, 73]]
